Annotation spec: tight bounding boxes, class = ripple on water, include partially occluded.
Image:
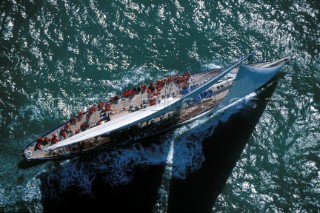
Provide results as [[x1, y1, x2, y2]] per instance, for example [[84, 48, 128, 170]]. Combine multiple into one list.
[[0, 0, 320, 211]]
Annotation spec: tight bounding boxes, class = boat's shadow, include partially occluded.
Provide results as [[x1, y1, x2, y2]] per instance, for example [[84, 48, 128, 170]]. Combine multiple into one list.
[[168, 81, 278, 212], [36, 81, 279, 213], [18, 159, 45, 169], [37, 140, 170, 213]]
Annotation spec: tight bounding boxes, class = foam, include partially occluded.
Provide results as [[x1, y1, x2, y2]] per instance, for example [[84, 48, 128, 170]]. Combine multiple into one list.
[[0, 177, 43, 212], [201, 63, 222, 71], [19, 105, 42, 122], [109, 66, 152, 92]]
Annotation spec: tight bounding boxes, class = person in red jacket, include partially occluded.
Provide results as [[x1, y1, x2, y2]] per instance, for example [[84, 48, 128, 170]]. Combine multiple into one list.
[[122, 90, 128, 97], [71, 117, 77, 125], [78, 111, 83, 120], [80, 123, 87, 131], [141, 84, 147, 90], [64, 124, 70, 130], [149, 98, 156, 106], [86, 112, 91, 120], [105, 103, 112, 111], [98, 102, 104, 110], [35, 136, 43, 151], [60, 129, 67, 139], [43, 136, 50, 145], [89, 105, 97, 113], [35, 142, 42, 151], [51, 134, 59, 144]]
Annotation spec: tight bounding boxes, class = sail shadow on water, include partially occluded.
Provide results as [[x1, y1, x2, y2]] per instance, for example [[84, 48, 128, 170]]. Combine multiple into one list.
[[167, 80, 280, 212]]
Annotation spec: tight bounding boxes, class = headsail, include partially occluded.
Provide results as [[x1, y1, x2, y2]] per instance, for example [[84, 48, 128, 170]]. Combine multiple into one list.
[[218, 58, 288, 108], [45, 53, 254, 151]]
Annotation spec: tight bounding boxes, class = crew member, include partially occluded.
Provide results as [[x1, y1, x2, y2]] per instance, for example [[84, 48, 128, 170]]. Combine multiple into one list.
[[43, 136, 50, 145], [64, 124, 70, 130], [98, 102, 104, 110], [78, 111, 83, 120], [181, 82, 188, 89], [35, 142, 42, 151], [60, 129, 67, 139], [105, 103, 112, 111], [148, 82, 155, 93], [35, 136, 43, 151], [80, 123, 87, 131], [71, 117, 77, 125], [64, 123, 73, 135], [89, 105, 97, 113], [123, 90, 129, 97], [141, 84, 147, 90], [51, 134, 59, 144], [149, 98, 156, 106], [86, 112, 91, 119]]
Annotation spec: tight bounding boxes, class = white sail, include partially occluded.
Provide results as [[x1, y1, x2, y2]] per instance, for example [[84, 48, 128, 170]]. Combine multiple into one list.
[[45, 54, 252, 151], [218, 58, 289, 108]]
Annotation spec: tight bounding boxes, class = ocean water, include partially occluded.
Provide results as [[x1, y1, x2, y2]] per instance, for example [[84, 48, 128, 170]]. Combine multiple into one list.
[[0, 0, 319, 212]]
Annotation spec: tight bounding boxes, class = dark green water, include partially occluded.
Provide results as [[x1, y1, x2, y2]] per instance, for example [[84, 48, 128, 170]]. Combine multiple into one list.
[[0, 0, 319, 212]]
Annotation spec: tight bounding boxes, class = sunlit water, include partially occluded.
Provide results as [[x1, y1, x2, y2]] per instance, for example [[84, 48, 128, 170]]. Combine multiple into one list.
[[0, 0, 319, 212]]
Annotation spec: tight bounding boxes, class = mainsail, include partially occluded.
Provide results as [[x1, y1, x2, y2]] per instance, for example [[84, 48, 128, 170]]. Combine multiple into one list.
[[45, 53, 254, 151]]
